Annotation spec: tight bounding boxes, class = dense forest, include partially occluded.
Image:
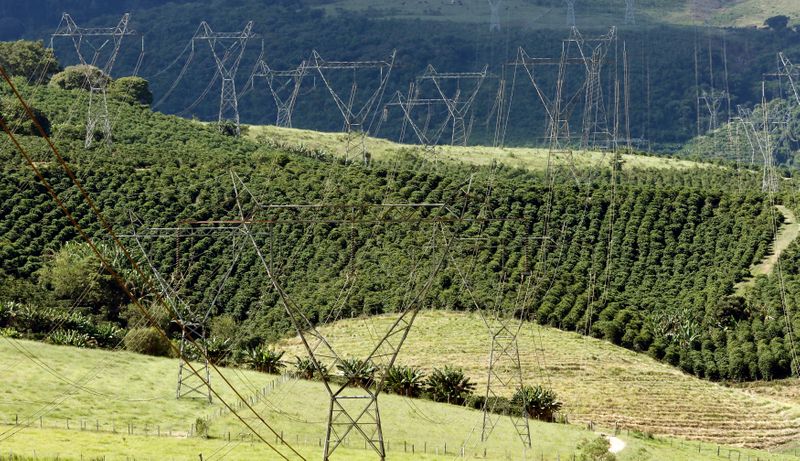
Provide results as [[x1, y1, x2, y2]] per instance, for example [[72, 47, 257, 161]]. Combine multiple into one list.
[[4, 0, 800, 158], [2, 47, 799, 384]]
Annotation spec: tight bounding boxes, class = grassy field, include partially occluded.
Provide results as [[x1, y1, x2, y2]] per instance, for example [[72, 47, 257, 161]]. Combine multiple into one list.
[[735, 205, 800, 294], [302, 0, 793, 28], [0, 338, 797, 460], [277, 311, 800, 450], [247, 125, 715, 173]]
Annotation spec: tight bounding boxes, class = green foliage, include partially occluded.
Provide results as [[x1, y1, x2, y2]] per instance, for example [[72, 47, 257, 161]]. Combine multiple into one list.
[[0, 96, 51, 136], [336, 357, 376, 387], [204, 336, 231, 365], [512, 385, 563, 421], [109, 77, 153, 105], [123, 327, 171, 357], [384, 365, 425, 397], [0, 40, 59, 80], [577, 436, 616, 461], [48, 65, 110, 91], [244, 346, 285, 374], [765, 15, 791, 30], [425, 366, 475, 405], [293, 356, 328, 380], [194, 417, 209, 439], [48, 329, 92, 348]]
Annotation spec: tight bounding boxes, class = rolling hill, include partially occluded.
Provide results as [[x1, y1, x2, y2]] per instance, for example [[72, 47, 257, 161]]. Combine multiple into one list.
[[0, 337, 797, 460]]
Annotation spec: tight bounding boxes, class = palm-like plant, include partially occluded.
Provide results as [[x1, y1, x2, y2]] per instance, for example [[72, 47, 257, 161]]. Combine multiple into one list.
[[425, 366, 475, 405], [204, 336, 231, 365], [294, 356, 328, 380], [245, 346, 285, 374], [385, 365, 426, 397], [337, 358, 377, 388], [512, 384, 562, 421]]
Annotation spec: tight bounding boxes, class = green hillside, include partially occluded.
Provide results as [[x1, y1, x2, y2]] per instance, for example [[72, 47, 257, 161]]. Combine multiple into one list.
[[0, 73, 796, 384], [0, 338, 797, 460], [277, 310, 800, 449]]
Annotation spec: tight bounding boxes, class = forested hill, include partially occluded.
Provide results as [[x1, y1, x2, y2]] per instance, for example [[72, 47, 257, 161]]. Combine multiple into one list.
[[4, 0, 800, 156], [1, 59, 799, 385]]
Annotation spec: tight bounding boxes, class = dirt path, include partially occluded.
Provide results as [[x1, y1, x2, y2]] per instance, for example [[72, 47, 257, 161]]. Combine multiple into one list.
[[735, 205, 800, 294]]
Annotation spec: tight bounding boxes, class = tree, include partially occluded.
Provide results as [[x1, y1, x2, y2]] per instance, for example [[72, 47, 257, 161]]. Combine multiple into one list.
[[35, 242, 124, 315], [512, 384, 563, 421], [110, 76, 153, 105], [425, 366, 475, 405], [0, 40, 60, 80], [49, 65, 111, 91], [0, 97, 51, 137], [764, 15, 790, 31]]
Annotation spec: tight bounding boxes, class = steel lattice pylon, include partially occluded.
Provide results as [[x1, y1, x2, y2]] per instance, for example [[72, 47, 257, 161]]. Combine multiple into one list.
[[778, 52, 800, 107], [192, 21, 257, 136], [565, 0, 576, 26], [189, 172, 460, 460], [125, 213, 245, 403], [248, 55, 307, 128], [51, 13, 136, 148], [415, 65, 488, 147], [309, 50, 396, 164], [625, 0, 636, 25], [488, 0, 502, 32]]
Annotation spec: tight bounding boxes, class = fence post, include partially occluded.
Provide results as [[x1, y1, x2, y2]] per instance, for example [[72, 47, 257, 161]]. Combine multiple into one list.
[[66, 418, 70, 430]]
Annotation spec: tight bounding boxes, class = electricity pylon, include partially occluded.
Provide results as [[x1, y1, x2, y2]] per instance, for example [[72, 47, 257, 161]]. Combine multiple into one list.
[[193, 21, 257, 136], [488, 0, 502, 32], [566, 0, 576, 26], [415, 65, 488, 146], [200, 171, 454, 461], [625, 0, 636, 25], [309, 50, 396, 164], [249, 57, 307, 128], [51, 13, 136, 148], [778, 52, 800, 106], [126, 213, 244, 402]]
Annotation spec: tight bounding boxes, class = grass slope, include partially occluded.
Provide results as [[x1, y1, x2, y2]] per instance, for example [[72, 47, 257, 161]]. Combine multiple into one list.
[[0, 338, 795, 460], [304, 0, 795, 28], [247, 125, 716, 173], [277, 311, 800, 449]]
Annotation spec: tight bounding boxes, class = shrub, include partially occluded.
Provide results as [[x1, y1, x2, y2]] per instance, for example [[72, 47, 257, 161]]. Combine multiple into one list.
[[123, 327, 171, 357], [204, 336, 231, 365], [0, 97, 51, 137], [110, 76, 153, 105], [385, 365, 425, 397], [244, 346, 285, 374], [92, 322, 124, 349], [337, 358, 376, 388], [294, 356, 328, 380], [425, 366, 475, 405], [194, 417, 209, 439], [49, 65, 111, 91], [512, 384, 563, 422], [577, 436, 616, 461], [48, 329, 93, 348], [0, 40, 60, 80]]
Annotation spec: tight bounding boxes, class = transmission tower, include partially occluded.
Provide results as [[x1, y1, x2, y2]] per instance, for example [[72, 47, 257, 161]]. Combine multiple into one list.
[[384, 84, 450, 151], [778, 52, 800, 107], [126, 214, 244, 402], [248, 56, 307, 128], [625, 0, 636, 25], [700, 89, 726, 132], [415, 65, 488, 146], [51, 13, 137, 148], [190, 172, 456, 461], [566, 0, 576, 26], [488, 0, 502, 32], [192, 21, 257, 136], [309, 50, 395, 164]]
